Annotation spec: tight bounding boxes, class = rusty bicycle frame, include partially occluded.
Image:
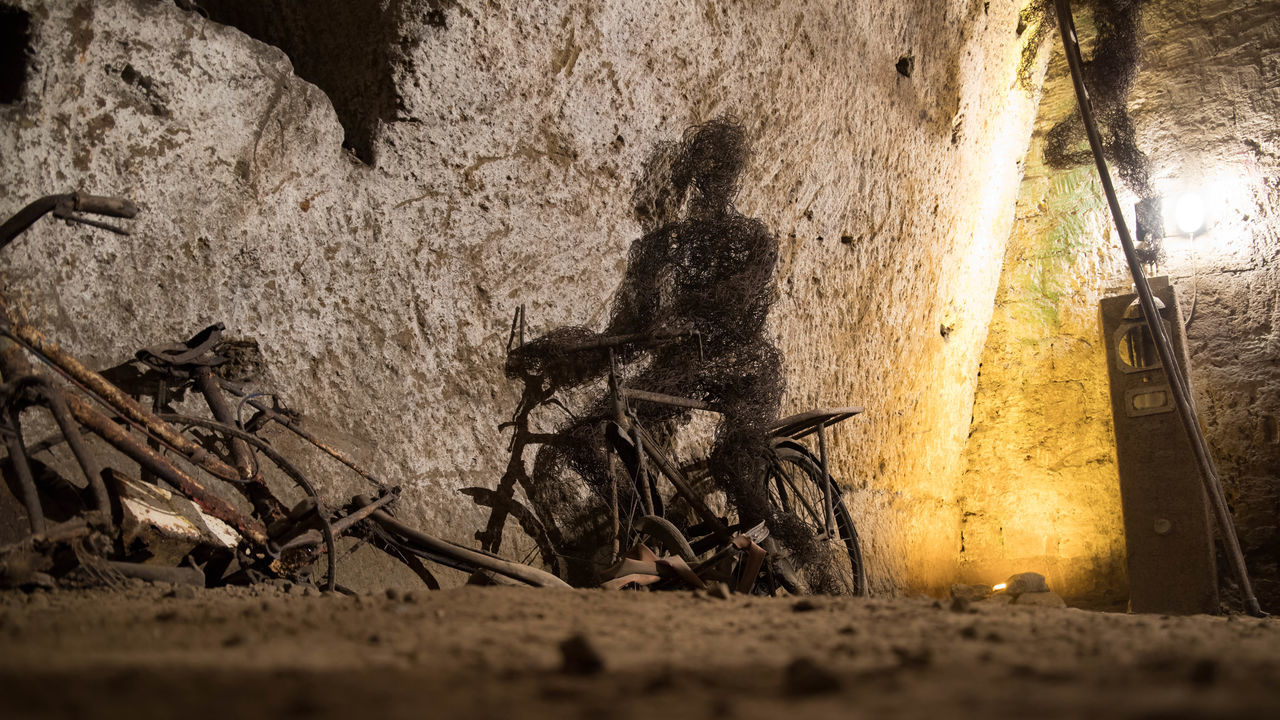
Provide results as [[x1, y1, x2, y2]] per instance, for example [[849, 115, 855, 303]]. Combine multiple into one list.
[[1, 192, 568, 591]]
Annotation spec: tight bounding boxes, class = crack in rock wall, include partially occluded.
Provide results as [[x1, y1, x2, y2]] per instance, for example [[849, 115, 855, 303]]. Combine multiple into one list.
[[0, 0, 1043, 594]]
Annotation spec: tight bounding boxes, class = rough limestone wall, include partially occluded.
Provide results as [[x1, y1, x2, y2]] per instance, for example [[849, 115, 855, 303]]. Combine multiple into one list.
[[958, 33, 1130, 609], [193, 0, 413, 163], [960, 0, 1280, 609], [0, 0, 1042, 594], [1135, 0, 1280, 609]]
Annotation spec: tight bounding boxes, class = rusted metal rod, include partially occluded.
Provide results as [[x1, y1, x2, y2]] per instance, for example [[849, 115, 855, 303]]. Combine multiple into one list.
[[1054, 0, 1261, 616], [365, 504, 571, 589], [621, 388, 712, 412], [227, 387, 386, 490], [106, 561, 205, 587], [817, 421, 834, 536], [40, 386, 112, 522], [2, 408, 45, 535], [0, 316, 242, 483], [555, 327, 695, 354], [276, 492, 401, 555], [64, 393, 268, 545], [193, 367, 256, 481], [0, 517, 92, 557], [331, 491, 399, 535], [1, 337, 49, 535]]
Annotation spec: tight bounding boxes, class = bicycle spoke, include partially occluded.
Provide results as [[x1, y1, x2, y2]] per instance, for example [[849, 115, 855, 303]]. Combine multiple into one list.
[[775, 462, 824, 530], [764, 446, 864, 596]]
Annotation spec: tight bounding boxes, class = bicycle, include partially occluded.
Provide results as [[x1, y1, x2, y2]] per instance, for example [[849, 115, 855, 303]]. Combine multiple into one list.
[[475, 308, 866, 595], [0, 191, 568, 591]]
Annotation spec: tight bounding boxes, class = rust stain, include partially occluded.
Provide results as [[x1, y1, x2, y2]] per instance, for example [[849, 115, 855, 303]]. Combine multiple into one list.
[[66, 3, 94, 64]]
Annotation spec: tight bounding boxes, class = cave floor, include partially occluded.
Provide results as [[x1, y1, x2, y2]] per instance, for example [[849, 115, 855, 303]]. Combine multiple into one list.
[[1, 584, 1278, 720]]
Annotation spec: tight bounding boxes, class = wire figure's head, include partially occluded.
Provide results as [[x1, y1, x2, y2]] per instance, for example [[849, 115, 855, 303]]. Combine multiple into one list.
[[674, 118, 750, 212]]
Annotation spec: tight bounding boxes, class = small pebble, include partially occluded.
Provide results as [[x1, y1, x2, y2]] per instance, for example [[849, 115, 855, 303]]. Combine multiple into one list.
[[1189, 658, 1218, 686], [559, 633, 605, 675], [1013, 591, 1066, 608], [783, 657, 841, 696], [642, 667, 676, 692], [164, 585, 197, 601], [385, 588, 402, 602], [792, 599, 820, 612], [1003, 572, 1050, 597], [951, 583, 994, 603], [892, 645, 933, 668]]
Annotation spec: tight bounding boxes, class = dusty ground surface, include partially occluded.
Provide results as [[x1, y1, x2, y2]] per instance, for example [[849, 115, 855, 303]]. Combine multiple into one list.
[[1, 584, 1277, 720]]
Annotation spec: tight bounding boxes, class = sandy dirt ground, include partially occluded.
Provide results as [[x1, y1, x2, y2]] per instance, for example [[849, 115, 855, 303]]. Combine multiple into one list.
[[0, 583, 1278, 720]]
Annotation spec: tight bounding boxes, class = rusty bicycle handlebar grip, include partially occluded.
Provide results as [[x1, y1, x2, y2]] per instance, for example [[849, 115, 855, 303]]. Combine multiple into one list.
[[1, 192, 139, 250], [73, 192, 139, 219]]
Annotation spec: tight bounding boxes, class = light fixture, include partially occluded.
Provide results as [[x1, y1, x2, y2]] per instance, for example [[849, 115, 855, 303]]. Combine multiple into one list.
[[1171, 190, 1207, 235]]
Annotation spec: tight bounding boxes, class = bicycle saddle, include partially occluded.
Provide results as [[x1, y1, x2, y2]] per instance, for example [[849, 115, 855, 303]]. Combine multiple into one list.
[[135, 323, 227, 374]]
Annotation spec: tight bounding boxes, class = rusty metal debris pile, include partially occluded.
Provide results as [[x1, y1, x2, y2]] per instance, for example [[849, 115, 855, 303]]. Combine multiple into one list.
[[0, 193, 576, 594]]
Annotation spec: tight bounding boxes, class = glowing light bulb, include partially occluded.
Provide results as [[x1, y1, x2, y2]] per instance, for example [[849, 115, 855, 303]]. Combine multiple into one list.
[[1173, 191, 1206, 235], [992, 583, 1007, 592]]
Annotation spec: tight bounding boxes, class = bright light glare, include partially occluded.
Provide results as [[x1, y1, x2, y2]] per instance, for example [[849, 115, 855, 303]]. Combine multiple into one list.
[[1173, 191, 1207, 235], [992, 583, 1007, 592]]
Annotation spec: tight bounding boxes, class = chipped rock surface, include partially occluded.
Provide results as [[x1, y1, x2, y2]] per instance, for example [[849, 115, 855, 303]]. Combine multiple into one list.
[[0, 0, 1045, 593]]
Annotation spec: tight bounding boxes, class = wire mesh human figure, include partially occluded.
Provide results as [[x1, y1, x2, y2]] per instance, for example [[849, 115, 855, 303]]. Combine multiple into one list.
[[507, 118, 785, 583]]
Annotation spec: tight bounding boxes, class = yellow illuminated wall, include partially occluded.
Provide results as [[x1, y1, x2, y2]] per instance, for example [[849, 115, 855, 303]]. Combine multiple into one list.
[[957, 37, 1131, 609]]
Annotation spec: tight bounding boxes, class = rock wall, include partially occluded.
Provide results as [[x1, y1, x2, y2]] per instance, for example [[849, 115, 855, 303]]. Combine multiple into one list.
[[0, 0, 1044, 594], [961, 0, 1280, 610], [958, 21, 1130, 609]]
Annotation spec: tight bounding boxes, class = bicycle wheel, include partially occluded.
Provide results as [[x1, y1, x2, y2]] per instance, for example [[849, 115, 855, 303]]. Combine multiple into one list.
[[764, 442, 865, 596]]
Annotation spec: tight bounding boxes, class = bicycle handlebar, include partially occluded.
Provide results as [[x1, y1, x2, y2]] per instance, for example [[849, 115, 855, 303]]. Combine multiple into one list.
[[72, 192, 139, 219], [555, 326, 699, 355], [1, 191, 139, 250]]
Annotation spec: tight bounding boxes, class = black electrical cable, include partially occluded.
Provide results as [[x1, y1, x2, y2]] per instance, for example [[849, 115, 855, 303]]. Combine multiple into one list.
[[1053, 0, 1262, 616]]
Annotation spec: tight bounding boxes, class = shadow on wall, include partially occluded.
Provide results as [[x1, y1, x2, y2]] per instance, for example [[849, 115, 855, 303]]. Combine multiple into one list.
[[0, 3, 31, 104], [190, 0, 450, 164]]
